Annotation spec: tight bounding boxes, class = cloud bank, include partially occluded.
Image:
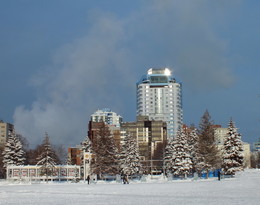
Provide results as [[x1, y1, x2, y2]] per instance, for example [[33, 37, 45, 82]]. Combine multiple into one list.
[[14, 1, 239, 147]]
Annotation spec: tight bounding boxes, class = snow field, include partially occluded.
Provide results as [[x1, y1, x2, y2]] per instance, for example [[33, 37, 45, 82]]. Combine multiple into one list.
[[0, 169, 259, 205]]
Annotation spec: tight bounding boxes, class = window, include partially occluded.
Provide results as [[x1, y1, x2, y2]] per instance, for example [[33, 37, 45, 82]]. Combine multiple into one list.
[[150, 76, 168, 83]]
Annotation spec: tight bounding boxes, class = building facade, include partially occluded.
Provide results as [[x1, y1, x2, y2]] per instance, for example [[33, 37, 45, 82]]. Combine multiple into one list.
[[67, 146, 82, 165], [136, 68, 183, 138], [88, 121, 121, 150], [91, 108, 122, 128], [253, 138, 260, 152], [0, 120, 14, 148], [121, 116, 167, 174]]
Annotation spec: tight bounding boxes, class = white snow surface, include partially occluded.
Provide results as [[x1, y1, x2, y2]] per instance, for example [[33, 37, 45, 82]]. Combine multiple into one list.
[[0, 169, 259, 205]]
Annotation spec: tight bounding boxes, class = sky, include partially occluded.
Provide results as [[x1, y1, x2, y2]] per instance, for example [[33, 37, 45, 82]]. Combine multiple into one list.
[[0, 0, 260, 148]]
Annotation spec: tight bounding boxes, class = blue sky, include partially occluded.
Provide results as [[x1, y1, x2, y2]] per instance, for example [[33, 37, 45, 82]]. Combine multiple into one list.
[[0, 0, 260, 147]]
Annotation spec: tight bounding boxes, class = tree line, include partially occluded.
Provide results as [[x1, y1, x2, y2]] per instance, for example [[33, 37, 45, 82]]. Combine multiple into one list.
[[81, 110, 245, 179], [0, 132, 65, 178], [0, 110, 250, 179], [164, 110, 244, 178]]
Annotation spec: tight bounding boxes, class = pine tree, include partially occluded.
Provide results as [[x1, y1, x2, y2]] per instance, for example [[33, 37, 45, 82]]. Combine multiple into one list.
[[2, 132, 26, 168], [81, 136, 92, 153], [186, 126, 198, 173], [36, 133, 57, 179], [195, 110, 221, 177], [66, 155, 72, 165], [119, 134, 142, 176], [91, 124, 120, 178], [0, 146, 5, 178], [164, 138, 175, 175], [171, 129, 193, 178], [222, 119, 244, 176]]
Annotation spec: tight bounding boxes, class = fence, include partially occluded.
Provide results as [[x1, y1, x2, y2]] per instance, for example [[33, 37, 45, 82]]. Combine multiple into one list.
[[6, 165, 81, 181]]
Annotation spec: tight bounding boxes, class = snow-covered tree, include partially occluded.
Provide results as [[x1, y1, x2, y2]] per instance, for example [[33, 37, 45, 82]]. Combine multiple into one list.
[[2, 132, 26, 168], [81, 136, 92, 154], [91, 124, 120, 177], [66, 155, 72, 165], [187, 126, 198, 172], [36, 133, 57, 179], [195, 110, 221, 177], [164, 138, 175, 175], [183, 125, 198, 173], [80, 136, 93, 176], [0, 146, 4, 178], [171, 129, 193, 178], [119, 134, 142, 176], [222, 119, 244, 176]]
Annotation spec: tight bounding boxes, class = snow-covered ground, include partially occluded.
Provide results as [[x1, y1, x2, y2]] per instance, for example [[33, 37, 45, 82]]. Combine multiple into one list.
[[0, 169, 259, 205]]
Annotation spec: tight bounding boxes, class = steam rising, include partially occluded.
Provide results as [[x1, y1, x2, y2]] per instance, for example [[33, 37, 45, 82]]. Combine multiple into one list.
[[14, 1, 237, 147]]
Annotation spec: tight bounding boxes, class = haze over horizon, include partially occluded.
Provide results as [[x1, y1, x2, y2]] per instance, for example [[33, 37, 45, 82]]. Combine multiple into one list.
[[0, 0, 260, 147]]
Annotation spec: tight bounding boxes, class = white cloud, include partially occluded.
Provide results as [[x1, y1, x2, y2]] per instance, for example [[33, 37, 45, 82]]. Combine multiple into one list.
[[14, 13, 132, 147]]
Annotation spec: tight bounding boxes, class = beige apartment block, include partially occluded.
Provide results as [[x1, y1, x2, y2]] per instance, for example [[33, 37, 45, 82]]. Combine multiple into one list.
[[0, 120, 14, 148]]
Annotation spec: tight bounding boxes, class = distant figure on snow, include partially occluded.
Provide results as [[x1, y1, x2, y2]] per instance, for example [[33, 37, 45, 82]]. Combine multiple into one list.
[[87, 175, 90, 184], [122, 175, 129, 184], [218, 170, 221, 181]]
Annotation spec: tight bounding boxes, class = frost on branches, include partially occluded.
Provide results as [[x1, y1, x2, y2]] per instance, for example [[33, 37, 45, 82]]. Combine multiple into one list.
[[172, 129, 193, 178], [36, 133, 57, 178], [119, 134, 142, 176], [79, 136, 93, 172], [3, 132, 26, 168], [80, 136, 92, 163], [184, 126, 198, 173], [164, 129, 192, 178], [164, 138, 175, 175], [81, 136, 92, 153], [222, 119, 244, 176], [91, 123, 120, 178]]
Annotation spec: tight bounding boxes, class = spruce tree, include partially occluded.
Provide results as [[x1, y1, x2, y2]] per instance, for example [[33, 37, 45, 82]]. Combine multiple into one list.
[[91, 124, 119, 178], [195, 110, 221, 177], [36, 133, 57, 179], [171, 129, 193, 178], [81, 136, 92, 154], [164, 138, 175, 175], [119, 134, 142, 176], [66, 155, 72, 165], [3, 132, 26, 168], [186, 126, 198, 173], [222, 119, 244, 176], [0, 146, 4, 178]]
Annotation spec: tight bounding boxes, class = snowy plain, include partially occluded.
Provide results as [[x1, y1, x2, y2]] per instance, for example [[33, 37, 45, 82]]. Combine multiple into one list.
[[0, 169, 259, 205]]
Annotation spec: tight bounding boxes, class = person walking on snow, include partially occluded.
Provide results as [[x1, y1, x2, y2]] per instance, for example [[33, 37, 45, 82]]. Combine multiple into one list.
[[87, 175, 90, 184], [218, 170, 221, 181]]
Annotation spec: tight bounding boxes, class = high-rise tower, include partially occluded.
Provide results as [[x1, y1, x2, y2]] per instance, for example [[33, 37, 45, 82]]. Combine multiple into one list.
[[136, 68, 183, 138], [90, 108, 122, 128]]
